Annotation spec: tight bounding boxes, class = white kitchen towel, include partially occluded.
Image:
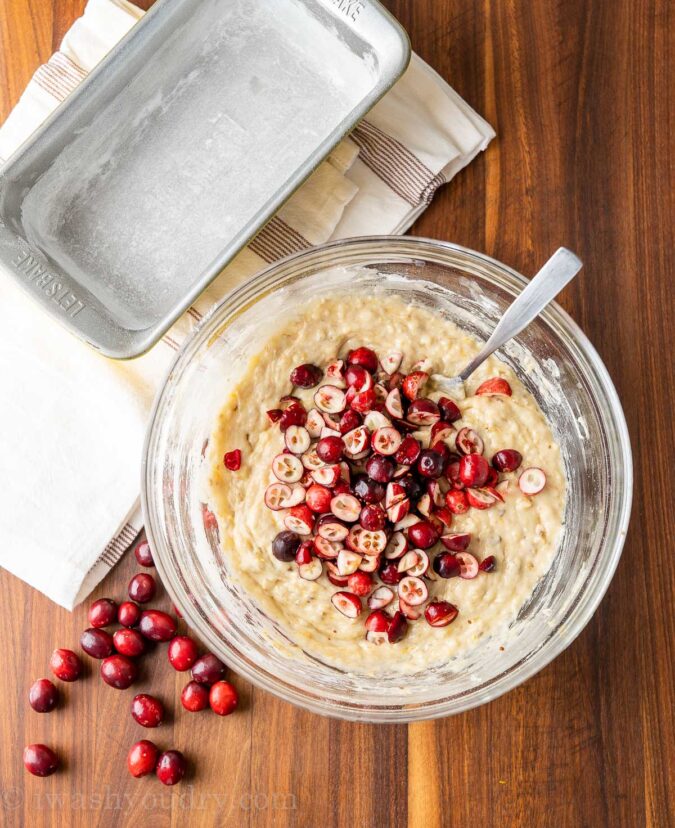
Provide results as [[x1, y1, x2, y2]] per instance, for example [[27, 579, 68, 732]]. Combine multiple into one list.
[[0, 0, 494, 609]]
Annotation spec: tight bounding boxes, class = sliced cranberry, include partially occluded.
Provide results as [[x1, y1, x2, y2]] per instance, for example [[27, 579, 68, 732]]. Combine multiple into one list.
[[128, 740, 159, 778], [118, 601, 141, 628], [298, 559, 323, 580], [438, 397, 462, 422], [459, 454, 490, 487], [209, 681, 239, 716], [264, 482, 292, 510], [128, 573, 156, 604], [316, 516, 349, 542], [479, 555, 496, 572], [366, 454, 395, 483], [191, 653, 227, 686], [358, 554, 381, 572], [279, 403, 307, 432], [295, 541, 314, 566], [266, 408, 283, 423], [406, 398, 440, 426], [100, 655, 137, 689], [492, 449, 523, 473], [325, 562, 349, 586], [365, 608, 390, 633], [223, 449, 242, 471], [417, 493, 432, 517], [433, 552, 461, 578], [331, 493, 361, 522], [350, 387, 376, 413], [305, 484, 333, 513], [80, 628, 114, 659], [347, 570, 373, 597], [316, 436, 344, 463], [440, 533, 471, 552], [425, 600, 459, 627], [395, 436, 421, 466], [314, 385, 347, 414], [28, 679, 58, 713], [352, 474, 385, 504], [23, 744, 58, 777], [455, 551, 479, 579], [385, 388, 404, 419], [314, 537, 342, 559], [131, 693, 164, 727], [305, 408, 324, 438], [88, 598, 118, 628], [359, 504, 386, 531], [311, 464, 341, 487], [434, 507, 454, 528], [181, 680, 210, 712], [272, 530, 300, 562], [366, 630, 389, 645], [343, 425, 369, 455], [417, 449, 445, 479], [386, 498, 410, 523], [431, 421, 455, 445], [402, 371, 429, 401], [399, 598, 424, 620], [466, 488, 498, 509], [347, 346, 378, 373], [339, 409, 361, 433], [379, 562, 402, 585], [272, 453, 304, 483], [397, 550, 419, 574], [519, 467, 547, 495], [455, 427, 484, 455], [134, 540, 154, 568], [380, 351, 403, 374], [325, 360, 346, 386], [156, 750, 187, 786], [290, 363, 322, 388], [351, 527, 387, 556], [138, 610, 177, 642], [387, 611, 408, 643], [337, 549, 362, 576], [408, 521, 440, 549], [345, 364, 370, 390], [475, 377, 512, 396], [285, 425, 311, 454], [370, 427, 402, 457], [331, 591, 362, 618], [367, 585, 395, 609], [284, 504, 315, 534], [445, 489, 469, 515], [113, 628, 146, 657], [49, 648, 82, 682], [384, 531, 408, 559]]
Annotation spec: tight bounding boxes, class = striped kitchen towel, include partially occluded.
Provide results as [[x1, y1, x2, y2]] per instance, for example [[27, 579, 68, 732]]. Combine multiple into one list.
[[0, 0, 494, 609]]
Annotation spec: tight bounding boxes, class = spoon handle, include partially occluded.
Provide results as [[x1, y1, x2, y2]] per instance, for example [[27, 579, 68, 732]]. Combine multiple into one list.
[[458, 247, 582, 382]]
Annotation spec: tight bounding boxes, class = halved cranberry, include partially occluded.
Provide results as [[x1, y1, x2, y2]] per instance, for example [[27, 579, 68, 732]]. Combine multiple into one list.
[[385, 387, 404, 419], [314, 537, 343, 559], [128, 573, 156, 604], [492, 449, 523, 472], [345, 364, 370, 390], [476, 377, 512, 396], [408, 521, 439, 550], [28, 679, 58, 713], [305, 484, 333, 513], [272, 530, 300, 562], [325, 360, 346, 386], [295, 541, 314, 566], [398, 575, 428, 605], [387, 611, 408, 643], [156, 750, 187, 786], [337, 549, 362, 575], [479, 555, 496, 572], [210, 681, 239, 716], [365, 608, 390, 633], [23, 744, 58, 777], [128, 740, 159, 778], [445, 489, 469, 515], [466, 488, 498, 509], [359, 504, 386, 531], [316, 435, 344, 463], [350, 388, 376, 413], [384, 532, 408, 559], [417, 449, 445, 479], [402, 371, 428, 401], [290, 363, 322, 388], [347, 346, 378, 373], [440, 533, 471, 552], [49, 648, 82, 682], [455, 427, 484, 455], [181, 680, 210, 712], [191, 653, 227, 686], [316, 515, 348, 542], [379, 562, 402, 585], [331, 591, 362, 618], [311, 464, 341, 487], [459, 454, 490, 487], [438, 397, 462, 422], [433, 552, 461, 578], [367, 586, 395, 609], [325, 561, 349, 586], [134, 540, 154, 567], [343, 425, 369, 455], [371, 427, 402, 456], [425, 600, 459, 627], [118, 601, 141, 628], [339, 409, 361, 433], [352, 474, 385, 504], [351, 527, 387, 556], [366, 454, 395, 483], [131, 693, 164, 727], [113, 628, 146, 657], [80, 628, 114, 659], [431, 420, 455, 444], [284, 504, 315, 534], [100, 655, 137, 689], [138, 610, 177, 642], [223, 449, 242, 471], [285, 425, 311, 454], [380, 351, 403, 375], [88, 598, 118, 628], [406, 398, 440, 425], [331, 493, 362, 522], [347, 570, 373, 596], [314, 385, 347, 414], [279, 403, 307, 432], [266, 408, 283, 423], [519, 467, 547, 495]]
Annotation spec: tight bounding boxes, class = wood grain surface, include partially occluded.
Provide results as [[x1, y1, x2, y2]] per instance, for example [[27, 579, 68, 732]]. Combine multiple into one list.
[[0, 1, 673, 826]]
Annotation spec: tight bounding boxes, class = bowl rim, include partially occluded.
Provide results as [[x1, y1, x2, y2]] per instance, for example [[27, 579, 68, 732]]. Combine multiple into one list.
[[141, 235, 633, 722]]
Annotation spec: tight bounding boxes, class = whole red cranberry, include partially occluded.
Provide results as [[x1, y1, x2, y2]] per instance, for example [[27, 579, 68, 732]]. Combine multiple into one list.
[[191, 654, 227, 687], [139, 610, 177, 642], [49, 649, 82, 682], [128, 572, 156, 603], [156, 750, 187, 786], [408, 521, 439, 550], [181, 681, 210, 712], [339, 409, 361, 433], [28, 679, 58, 713], [80, 628, 114, 659], [134, 539, 154, 567], [23, 744, 58, 777], [100, 655, 138, 689], [347, 570, 373, 597], [289, 363, 322, 388], [209, 681, 239, 716], [365, 454, 395, 483], [316, 435, 344, 463], [379, 562, 402, 585], [128, 739, 159, 778], [131, 693, 164, 727], [417, 449, 445, 478], [433, 552, 461, 578], [359, 504, 386, 531], [118, 601, 141, 628], [352, 474, 385, 504], [395, 436, 422, 466], [113, 628, 146, 657], [347, 346, 378, 373], [459, 453, 489, 487], [88, 598, 118, 628], [492, 449, 523, 473], [168, 636, 200, 672]]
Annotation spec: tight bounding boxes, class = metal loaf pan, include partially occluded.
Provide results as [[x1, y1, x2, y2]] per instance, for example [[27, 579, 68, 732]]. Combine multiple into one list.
[[0, 0, 409, 358]]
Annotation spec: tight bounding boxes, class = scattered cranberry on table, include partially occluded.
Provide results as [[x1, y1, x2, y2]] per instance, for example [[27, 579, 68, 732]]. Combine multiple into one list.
[[49, 648, 82, 682], [180, 681, 210, 712], [191, 653, 227, 687], [209, 681, 239, 716], [133, 539, 154, 567], [113, 628, 146, 657], [167, 636, 199, 672], [23, 744, 58, 777], [100, 654, 138, 689], [88, 598, 118, 628], [138, 610, 177, 642], [28, 679, 58, 713], [127, 740, 159, 778], [128, 572, 156, 603], [131, 693, 164, 728], [156, 750, 187, 786], [80, 628, 114, 659], [118, 600, 141, 627]]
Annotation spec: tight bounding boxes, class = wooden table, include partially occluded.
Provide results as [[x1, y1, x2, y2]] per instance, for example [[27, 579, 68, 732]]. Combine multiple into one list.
[[1, 1, 672, 825]]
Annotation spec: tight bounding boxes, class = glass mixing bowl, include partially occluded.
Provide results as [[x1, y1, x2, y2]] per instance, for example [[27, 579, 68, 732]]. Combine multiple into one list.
[[142, 237, 632, 722]]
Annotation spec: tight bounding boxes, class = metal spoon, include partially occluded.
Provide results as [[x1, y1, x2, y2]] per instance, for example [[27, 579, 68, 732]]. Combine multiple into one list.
[[432, 247, 582, 396]]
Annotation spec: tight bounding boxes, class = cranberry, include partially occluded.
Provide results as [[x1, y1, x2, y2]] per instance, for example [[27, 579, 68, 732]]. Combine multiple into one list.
[[345, 364, 369, 389], [28, 679, 58, 713], [395, 436, 421, 466], [352, 474, 385, 504], [365, 454, 395, 483], [339, 409, 361, 433], [266, 408, 283, 423], [128, 739, 159, 778], [433, 552, 461, 578], [156, 750, 187, 786], [459, 454, 490, 487], [223, 449, 242, 470], [191, 653, 227, 687], [272, 530, 301, 562], [139, 610, 177, 642], [23, 744, 58, 777], [359, 504, 386, 531], [479, 555, 496, 572], [128, 572, 156, 603], [347, 570, 373, 597], [379, 562, 402, 585], [290, 363, 322, 388], [209, 681, 239, 716], [398, 474, 422, 502], [181, 680, 210, 712], [387, 610, 408, 643], [131, 693, 164, 727], [485, 467, 499, 487], [80, 628, 114, 659], [134, 539, 154, 567], [425, 600, 459, 627], [113, 628, 146, 657], [492, 449, 523, 473], [316, 435, 344, 463], [476, 377, 512, 396], [88, 598, 118, 628], [279, 403, 307, 432], [445, 489, 469, 514], [49, 648, 82, 682], [168, 636, 200, 672], [347, 346, 378, 373], [408, 521, 439, 549], [295, 540, 314, 565], [118, 601, 141, 628], [100, 655, 137, 689], [417, 449, 445, 478], [438, 397, 462, 422]]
